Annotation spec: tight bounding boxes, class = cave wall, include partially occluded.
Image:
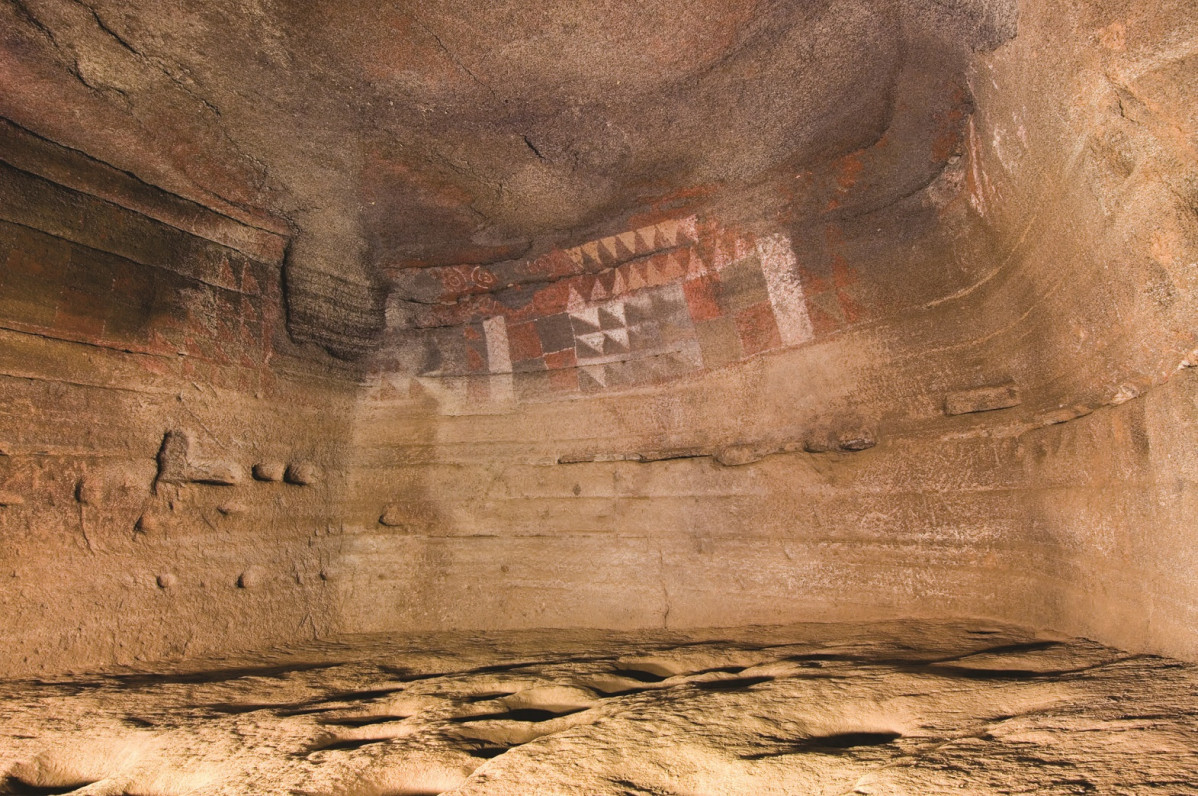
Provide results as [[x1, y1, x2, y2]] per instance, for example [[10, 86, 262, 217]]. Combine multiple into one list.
[[337, 0, 1198, 658], [338, 194, 1039, 637], [0, 0, 1194, 677], [0, 122, 358, 675], [337, 147, 1028, 635], [963, 0, 1198, 657]]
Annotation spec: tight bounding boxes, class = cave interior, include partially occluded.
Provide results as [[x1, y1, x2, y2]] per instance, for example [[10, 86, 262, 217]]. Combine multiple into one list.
[[0, 0, 1196, 792]]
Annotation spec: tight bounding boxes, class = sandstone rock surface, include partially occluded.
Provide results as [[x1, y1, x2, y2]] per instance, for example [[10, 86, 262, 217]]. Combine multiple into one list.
[[0, 622, 1196, 795], [0, 1, 1193, 770]]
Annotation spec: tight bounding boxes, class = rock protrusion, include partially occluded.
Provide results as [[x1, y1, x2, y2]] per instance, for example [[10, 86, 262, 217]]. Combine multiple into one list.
[[836, 430, 877, 452], [379, 504, 407, 527], [252, 462, 286, 482], [284, 462, 319, 486], [237, 566, 267, 589], [944, 383, 1022, 415], [714, 444, 772, 467], [155, 430, 242, 487], [156, 573, 178, 589], [135, 515, 160, 534], [189, 463, 241, 486], [154, 430, 191, 489], [74, 477, 98, 505], [800, 428, 877, 453]]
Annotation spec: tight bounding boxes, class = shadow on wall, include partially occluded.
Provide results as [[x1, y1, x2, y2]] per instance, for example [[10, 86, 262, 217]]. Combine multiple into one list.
[[0, 118, 362, 676]]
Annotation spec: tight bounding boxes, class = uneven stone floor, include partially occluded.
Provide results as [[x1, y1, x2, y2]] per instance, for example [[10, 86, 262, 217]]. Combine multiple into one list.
[[1, 621, 1196, 795]]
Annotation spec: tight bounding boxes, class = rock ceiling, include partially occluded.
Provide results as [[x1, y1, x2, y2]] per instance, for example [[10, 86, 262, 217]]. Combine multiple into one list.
[[1, 0, 1015, 355]]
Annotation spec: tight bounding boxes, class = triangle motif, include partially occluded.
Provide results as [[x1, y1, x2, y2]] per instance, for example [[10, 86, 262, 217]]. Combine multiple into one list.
[[656, 220, 678, 247], [623, 296, 652, 325], [578, 367, 606, 391], [570, 307, 600, 333], [575, 335, 605, 360], [589, 278, 608, 302], [658, 252, 685, 281], [615, 232, 637, 260], [653, 225, 672, 250], [580, 242, 601, 269], [645, 256, 669, 287], [598, 238, 619, 266], [598, 306, 625, 330], [218, 259, 237, 288], [805, 300, 842, 335], [567, 285, 587, 311], [677, 216, 699, 244], [625, 263, 645, 291], [809, 291, 846, 324], [603, 332, 629, 356]]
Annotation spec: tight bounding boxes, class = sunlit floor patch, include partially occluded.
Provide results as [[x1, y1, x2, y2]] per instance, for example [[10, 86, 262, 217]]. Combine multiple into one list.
[[1, 621, 1196, 795]]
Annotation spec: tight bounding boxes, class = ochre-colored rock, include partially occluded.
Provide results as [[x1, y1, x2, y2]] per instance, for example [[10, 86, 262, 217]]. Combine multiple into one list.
[[0, 7, 1195, 789], [252, 463, 286, 483]]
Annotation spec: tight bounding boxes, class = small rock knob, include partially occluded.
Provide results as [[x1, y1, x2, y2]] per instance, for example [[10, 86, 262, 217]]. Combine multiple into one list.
[[75, 476, 99, 505], [237, 566, 267, 589], [252, 462, 285, 482], [284, 462, 319, 486], [379, 504, 406, 527], [135, 514, 161, 534]]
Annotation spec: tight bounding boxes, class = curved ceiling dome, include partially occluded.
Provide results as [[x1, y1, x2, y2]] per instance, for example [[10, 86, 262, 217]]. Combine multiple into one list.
[[2, 0, 1013, 355]]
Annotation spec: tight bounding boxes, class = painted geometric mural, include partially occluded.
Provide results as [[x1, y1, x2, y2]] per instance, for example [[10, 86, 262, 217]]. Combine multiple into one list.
[[383, 214, 869, 402]]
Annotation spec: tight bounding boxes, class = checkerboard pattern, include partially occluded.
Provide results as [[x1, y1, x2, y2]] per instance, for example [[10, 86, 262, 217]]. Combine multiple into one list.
[[403, 215, 869, 401]]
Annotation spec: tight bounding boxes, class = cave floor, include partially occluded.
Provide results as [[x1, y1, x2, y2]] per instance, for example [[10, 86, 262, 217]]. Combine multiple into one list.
[[1, 620, 1197, 795]]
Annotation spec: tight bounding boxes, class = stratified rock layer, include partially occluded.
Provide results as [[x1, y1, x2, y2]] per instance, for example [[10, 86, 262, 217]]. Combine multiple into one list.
[[0, 0, 1195, 678]]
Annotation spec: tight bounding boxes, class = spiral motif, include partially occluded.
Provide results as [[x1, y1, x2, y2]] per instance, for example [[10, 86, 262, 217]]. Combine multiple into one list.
[[441, 267, 469, 293], [471, 266, 498, 289]]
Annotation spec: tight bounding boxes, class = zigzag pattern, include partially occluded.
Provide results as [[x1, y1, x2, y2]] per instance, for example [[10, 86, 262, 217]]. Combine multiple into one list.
[[564, 216, 699, 272]]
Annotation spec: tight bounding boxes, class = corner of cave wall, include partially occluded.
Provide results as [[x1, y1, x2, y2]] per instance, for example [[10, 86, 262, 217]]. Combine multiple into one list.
[[958, 0, 1198, 654], [0, 120, 363, 676], [325, 0, 1198, 658]]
